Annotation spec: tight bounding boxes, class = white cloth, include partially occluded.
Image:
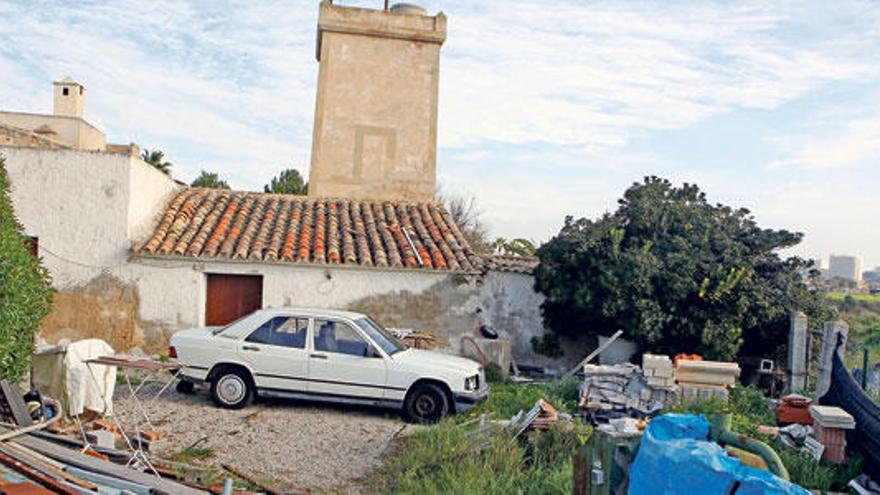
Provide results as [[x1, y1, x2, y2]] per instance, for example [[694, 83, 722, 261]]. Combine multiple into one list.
[[63, 339, 116, 416]]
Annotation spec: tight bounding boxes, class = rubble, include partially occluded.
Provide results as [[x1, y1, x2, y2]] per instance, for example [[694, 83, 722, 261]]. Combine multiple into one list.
[[579, 363, 669, 414]]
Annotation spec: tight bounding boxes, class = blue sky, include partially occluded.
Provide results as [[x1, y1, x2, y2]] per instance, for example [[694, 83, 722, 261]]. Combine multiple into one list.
[[1, 0, 878, 267]]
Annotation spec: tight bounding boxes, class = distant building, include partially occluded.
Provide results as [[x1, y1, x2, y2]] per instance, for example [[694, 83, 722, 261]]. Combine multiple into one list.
[[828, 255, 863, 283], [0, 78, 135, 154]]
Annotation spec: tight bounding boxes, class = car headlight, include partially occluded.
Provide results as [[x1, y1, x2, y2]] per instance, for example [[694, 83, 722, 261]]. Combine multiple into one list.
[[465, 374, 480, 391]]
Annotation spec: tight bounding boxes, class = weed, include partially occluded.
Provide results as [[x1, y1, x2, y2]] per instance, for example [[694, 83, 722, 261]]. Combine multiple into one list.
[[170, 446, 215, 463], [484, 362, 509, 384], [369, 418, 590, 494]]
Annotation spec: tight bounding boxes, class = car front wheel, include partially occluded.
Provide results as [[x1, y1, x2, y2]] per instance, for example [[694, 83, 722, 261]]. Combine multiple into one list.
[[404, 383, 449, 423], [210, 369, 254, 409]]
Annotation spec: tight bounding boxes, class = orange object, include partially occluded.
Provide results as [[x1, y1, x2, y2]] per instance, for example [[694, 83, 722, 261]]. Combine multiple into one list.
[[777, 395, 813, 425], [83, 447, 109, 461], [674, 353, 703, 366]]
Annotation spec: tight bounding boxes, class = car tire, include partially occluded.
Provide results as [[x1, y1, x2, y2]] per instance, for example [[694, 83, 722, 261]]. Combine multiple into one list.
[[210, 369, 253, 409], [175, 379, 195, 395], [403, 383, 449, 424]]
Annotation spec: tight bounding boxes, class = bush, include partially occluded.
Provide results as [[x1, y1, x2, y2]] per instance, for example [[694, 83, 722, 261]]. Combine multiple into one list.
[[531, 333, 564, 358], [0, 158, 53, 381], [370, 417, 591, 494], [466, 379, 581, 420], [370, 378, 590, 494]]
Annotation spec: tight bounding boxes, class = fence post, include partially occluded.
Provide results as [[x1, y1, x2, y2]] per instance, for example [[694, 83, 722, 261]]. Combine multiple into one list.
[[787, 311, 808, 393]]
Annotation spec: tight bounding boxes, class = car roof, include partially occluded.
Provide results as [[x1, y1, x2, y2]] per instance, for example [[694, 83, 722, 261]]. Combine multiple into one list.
[[255, 307, 367, 320]]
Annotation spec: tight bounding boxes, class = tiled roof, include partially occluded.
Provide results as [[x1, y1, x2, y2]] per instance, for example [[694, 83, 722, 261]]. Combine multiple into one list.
[[134, 189, 483, 272], [485, 255, 539, 274]]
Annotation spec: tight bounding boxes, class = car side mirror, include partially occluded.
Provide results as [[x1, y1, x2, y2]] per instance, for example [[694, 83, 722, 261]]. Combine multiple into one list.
[[365, 347, 381, 358]]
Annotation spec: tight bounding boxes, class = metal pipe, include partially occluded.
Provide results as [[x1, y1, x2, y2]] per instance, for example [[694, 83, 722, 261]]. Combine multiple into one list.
[[709, 413, 790, 481]]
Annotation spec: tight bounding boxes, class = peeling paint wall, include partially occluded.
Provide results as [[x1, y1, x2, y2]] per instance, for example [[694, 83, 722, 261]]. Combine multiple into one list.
[[2, 145, 565, 364]]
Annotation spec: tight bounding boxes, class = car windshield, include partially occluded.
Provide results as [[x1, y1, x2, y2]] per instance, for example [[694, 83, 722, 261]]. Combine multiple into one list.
[[354, 317, 407, 356]]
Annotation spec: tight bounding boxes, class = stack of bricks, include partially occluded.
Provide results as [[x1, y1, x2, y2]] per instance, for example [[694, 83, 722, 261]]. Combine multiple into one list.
[[580, 364, 641, 411], [674, 360, 741, 402], [642, 354, 676, 403], [809, 405, 855, 464]]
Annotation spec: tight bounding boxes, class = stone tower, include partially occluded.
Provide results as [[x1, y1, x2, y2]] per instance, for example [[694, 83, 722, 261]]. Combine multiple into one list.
[[53, 78, 85, 118], [308, 1, 446, 202]]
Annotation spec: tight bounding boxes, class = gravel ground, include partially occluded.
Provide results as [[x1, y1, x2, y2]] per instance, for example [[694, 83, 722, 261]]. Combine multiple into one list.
[[112, 378, 411, 492]]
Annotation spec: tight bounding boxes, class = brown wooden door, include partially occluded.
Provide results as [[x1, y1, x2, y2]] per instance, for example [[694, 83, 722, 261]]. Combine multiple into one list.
[[205, 274, 263, 326]]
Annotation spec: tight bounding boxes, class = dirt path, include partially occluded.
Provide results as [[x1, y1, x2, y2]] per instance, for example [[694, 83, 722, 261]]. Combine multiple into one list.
[[113, 381, 409, 492]]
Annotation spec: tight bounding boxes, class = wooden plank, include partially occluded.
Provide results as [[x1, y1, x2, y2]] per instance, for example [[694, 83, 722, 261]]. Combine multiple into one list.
[[0, 443, 97, 491], [0, 450, 80, 495], [221, 463, 283, 495], [0, 427, 207, 495], [563, 330, 624, 380], [0, 381, 33, 427]]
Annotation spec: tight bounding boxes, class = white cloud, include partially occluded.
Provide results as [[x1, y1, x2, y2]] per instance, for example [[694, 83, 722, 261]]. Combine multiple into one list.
[[1, 0, 878, 265]]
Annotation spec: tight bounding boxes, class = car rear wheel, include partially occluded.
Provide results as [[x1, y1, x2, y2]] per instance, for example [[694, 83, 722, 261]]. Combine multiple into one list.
[[404, 383, 449, 423], [210, 369, 253, 409]]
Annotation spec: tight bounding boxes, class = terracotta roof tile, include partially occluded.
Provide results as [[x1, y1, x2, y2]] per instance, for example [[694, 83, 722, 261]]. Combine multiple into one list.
[[136, 189, 482, 272], [486, 255, 539, 274]]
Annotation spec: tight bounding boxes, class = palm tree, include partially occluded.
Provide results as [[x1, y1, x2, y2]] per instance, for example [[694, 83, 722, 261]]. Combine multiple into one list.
[[141, 149, 172, 175]]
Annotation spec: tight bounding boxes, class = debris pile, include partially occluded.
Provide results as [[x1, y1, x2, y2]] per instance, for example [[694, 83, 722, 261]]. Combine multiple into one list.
[[578, 363, 668, 415], [642, 354, 677, 404], [674, 359, 741, 402]]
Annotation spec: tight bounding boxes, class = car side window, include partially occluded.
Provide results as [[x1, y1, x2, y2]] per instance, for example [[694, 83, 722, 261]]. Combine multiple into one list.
[[245, 316, 308, 349], [313, 319, 370, 357]]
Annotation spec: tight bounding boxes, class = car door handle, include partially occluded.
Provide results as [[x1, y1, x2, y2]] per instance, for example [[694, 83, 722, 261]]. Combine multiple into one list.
[[242, 345, 260, 352], [310, 353, 327, 359]]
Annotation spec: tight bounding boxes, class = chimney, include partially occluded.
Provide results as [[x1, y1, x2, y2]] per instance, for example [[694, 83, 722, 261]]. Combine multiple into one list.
[[53, 78, 85, 119], [308, 1, 447, 202]]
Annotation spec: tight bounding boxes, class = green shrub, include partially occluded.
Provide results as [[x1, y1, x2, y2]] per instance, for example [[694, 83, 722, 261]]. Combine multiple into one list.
[[370, 418, 591, 494], [484, 362, 509, 384], [466, 379, 580, 420], [0, 157, 53, 381], [531, 333, 564, 358]]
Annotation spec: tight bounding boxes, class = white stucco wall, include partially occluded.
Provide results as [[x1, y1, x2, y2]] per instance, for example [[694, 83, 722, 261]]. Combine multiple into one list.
[[127, 157, 181, 241], [2, 144, 556, 363], [2, 146, 132, 286], [0, 112, 106, 150]]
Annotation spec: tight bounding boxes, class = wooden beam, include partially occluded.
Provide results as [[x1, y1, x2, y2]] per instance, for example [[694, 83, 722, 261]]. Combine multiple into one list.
[[562, 330, 624, 380]]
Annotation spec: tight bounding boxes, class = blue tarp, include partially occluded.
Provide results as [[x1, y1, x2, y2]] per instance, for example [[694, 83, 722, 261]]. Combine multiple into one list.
[[628, 414, 809, 495]]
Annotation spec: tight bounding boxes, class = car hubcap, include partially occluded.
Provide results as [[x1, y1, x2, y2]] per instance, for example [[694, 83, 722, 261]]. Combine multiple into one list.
[[217, 375, 246, 404], [415, 394, 437, 418]]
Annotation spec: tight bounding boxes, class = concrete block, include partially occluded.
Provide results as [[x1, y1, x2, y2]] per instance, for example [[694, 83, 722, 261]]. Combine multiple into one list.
[[85, 429, 116, 449], [810, 405, 855, 429], [652, 367, 673, 378]]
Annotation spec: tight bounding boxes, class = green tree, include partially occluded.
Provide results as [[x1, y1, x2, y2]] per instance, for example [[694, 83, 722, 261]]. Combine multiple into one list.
[[264, 168, 308, 195], [191, 170, 230, 189], [493, 238, 537, 256], [0, 157, 53, 380], [534, 176, 829, 360], [141, 149, 172, 175]]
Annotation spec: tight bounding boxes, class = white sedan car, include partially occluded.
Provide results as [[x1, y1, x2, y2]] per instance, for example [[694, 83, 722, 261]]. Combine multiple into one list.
[[169, 308, 488, 422]]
